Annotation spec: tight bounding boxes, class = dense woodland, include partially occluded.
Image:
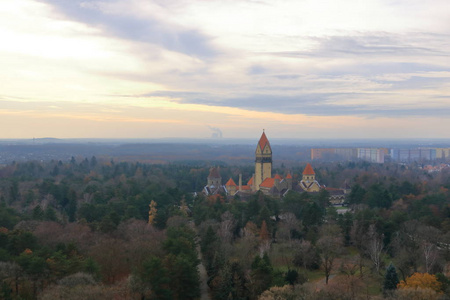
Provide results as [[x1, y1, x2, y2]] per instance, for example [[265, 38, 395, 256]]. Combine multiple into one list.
[[1, 157, 450, 299]]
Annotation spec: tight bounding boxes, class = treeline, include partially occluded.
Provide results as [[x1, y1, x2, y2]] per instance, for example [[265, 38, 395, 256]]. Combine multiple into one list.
[[0, 158, 449, 299], [0, 158, 209, 299]]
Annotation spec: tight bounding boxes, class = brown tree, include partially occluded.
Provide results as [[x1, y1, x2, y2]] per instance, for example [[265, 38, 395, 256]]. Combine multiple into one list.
[[89, 238, 129, 283], [317, 224, 344, 284]]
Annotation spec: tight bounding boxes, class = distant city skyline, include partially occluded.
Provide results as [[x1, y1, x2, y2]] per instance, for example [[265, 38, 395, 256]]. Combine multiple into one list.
[[1, 0, 449, 139]]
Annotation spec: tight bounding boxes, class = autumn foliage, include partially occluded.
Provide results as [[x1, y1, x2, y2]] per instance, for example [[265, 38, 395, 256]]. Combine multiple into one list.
[[398, 272, 442, 292]]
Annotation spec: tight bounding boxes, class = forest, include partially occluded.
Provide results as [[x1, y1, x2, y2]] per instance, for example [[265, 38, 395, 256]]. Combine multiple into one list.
[[1, 156, 450, 299]]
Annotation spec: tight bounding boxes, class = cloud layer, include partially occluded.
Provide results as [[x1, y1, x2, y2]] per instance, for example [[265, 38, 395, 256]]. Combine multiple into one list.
[[1, 0, 449, 138]]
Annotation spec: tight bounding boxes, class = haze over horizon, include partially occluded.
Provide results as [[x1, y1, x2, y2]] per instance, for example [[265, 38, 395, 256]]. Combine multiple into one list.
[[1, 0, 450, 139]]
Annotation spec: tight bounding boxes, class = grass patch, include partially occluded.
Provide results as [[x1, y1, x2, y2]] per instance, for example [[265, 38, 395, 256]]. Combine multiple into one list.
[[305, 269, 325, 282]]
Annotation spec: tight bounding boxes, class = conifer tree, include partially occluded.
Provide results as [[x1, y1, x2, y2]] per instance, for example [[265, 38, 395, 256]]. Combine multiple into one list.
[[138, 257, 172, 300], [383, 263, 399, 294]]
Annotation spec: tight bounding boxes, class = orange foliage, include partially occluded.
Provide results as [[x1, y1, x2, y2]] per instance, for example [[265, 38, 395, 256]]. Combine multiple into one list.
[[398, 272, 442, 292], [207, 194, 226, 204]]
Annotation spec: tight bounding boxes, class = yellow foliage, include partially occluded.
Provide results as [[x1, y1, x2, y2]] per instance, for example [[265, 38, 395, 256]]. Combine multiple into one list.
[[180, 198, 188, 217], [397, 272, 441, 293], [148, 200, 157, 225]]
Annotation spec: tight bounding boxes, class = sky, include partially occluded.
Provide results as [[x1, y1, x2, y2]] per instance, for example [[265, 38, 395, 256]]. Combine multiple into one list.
[[1, 0, 449, 139]]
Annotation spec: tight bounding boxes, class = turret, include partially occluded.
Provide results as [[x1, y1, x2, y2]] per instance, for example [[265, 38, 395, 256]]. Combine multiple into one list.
[[207, 166, 222, 187], [302, 163, 315, 182]]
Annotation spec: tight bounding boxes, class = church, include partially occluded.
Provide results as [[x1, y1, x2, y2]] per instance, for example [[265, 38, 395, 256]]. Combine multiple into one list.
[[203, 131, 324, 198]]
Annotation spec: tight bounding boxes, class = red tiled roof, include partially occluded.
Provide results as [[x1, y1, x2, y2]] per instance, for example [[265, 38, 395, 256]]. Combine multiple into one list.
[[225, 178, 237, 186], [325, 187, 340, 191], [302, 163, 315, 175], [258, 131, 270, 151], [286, 173, 292, 179], [247, 177, 254, 185], [241, 185, 251, 190], [260, 177, 275, 188], [274, 174, 282, 180]]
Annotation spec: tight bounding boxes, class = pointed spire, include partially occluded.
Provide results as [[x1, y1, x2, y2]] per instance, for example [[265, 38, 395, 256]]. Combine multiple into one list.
[[302, 163, 315, 175], [225, 178, 237, 186], [258, 130, 270, 151]]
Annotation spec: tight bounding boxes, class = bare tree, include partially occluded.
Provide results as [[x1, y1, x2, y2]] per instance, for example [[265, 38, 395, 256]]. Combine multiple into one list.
[[89, 237, 129, 283], [218, 211, 236, 243], [293, 240, 320, 271], [365, 224, 384, 274], [418, 225, 441, 273], [259, 220, 271, 256], [392, 220, 422, 279], [422, 242, 438, 273], [116, 219, 165, 268], [317, 224, 344, 284], [277, 212, 301, 242]]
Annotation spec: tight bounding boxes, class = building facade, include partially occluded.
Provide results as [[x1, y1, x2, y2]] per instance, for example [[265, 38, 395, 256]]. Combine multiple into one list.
[[390, 149, 436, 162], [357, 148, 385, 164]]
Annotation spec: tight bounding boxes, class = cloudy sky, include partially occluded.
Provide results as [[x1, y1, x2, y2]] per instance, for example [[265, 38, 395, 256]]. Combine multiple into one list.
[[1, 0, 449, 139]]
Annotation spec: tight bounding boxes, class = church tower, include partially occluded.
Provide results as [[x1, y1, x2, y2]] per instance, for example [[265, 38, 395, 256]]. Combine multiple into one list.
[[207, 167, 222, 187], [302, 163, 315, 182], [255, 130, 272, 190]]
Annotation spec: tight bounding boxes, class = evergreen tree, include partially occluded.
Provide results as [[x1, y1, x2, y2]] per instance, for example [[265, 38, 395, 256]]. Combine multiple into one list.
[[90, 156, 97, 168], [44, 206, 57, 221], [32, 205, 44, 220], [165, 254, 200, 300], [141, 257, 172, 300], [285, 269, 298, 286], [383, 263, 399, 295], [201, 226, 218, 276], [316, 188, 330, 208], [258, 205, 272, 228], [66, 198, 77, 222], [212, 263, 233, 300], [303, 202, 324, 228], [348, 184, 366, 205], [249, 254, 273, 298], [83, 257, 101, 280]]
